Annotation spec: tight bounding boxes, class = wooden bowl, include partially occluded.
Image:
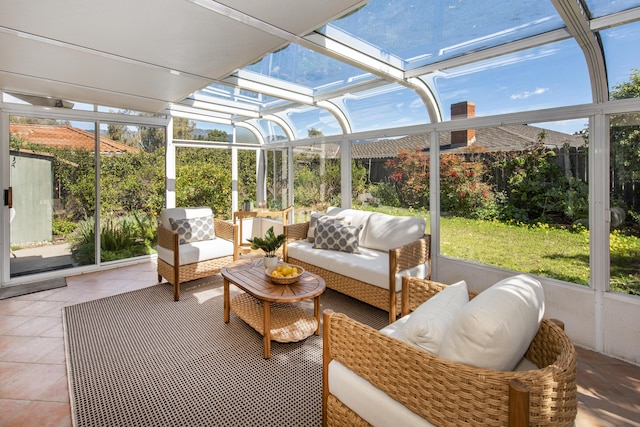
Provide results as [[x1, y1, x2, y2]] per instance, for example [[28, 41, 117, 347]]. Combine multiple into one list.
[[265, 264, 304, 285]]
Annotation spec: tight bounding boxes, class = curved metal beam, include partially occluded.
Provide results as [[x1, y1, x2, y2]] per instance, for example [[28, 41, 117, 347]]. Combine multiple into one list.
[[406, 77, 443, 124], [551, 0, 608, 103], [315, 100, 352, 134], [261, 114, 296, 142], [235, 122, 266, 145]]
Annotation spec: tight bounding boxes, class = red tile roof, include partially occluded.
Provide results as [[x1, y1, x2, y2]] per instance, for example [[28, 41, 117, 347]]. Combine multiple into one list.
[[9, 124, 140, 154]]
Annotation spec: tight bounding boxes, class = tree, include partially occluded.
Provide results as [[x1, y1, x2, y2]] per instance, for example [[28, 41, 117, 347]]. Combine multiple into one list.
[[173, 117, 196, 140], [107, 123, 127, 142], [140, 126, 165, 151], [207, 129, 228, 142], [610, 69, 640, 185]]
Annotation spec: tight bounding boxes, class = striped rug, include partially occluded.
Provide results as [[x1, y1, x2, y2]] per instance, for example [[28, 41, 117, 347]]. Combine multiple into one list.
[[63, 275, 388, 427]]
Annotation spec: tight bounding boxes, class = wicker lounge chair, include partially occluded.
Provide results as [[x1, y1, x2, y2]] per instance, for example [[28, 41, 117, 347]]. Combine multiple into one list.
[[157, 207, 238, 301], [322, 276, 577, 426]]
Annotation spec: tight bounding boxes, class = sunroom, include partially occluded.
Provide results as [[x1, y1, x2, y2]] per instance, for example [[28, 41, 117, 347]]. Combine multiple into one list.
[[1, 0, 639, 425]]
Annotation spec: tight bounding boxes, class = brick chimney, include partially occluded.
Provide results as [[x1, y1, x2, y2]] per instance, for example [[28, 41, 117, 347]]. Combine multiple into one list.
[[450, 101, 476, 146]]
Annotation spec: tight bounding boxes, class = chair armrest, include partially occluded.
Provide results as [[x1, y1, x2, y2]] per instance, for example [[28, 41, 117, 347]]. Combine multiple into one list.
[[390, 234, 431, 273], [400, 276, 449, 315], [214, 218, 235, 241], [214, 218, 239, 260], [400, 276, 479, 316], [157, 224, 178, 251]]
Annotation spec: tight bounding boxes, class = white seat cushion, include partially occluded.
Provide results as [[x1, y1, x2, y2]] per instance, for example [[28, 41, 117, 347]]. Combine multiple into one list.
[[389, 280, 469, 354], [157, 238, 235, 266], [439, 274, 545, 371], [329, 360, 435, 427], [287, 240, 427, 291]]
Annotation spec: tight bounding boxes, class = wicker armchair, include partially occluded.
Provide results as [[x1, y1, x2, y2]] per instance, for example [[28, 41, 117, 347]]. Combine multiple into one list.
[[157, 207, 238, 301], [322, 276, 577, 427]]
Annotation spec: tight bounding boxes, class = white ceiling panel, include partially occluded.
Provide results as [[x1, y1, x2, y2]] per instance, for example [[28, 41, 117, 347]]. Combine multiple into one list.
[[0, 72, 170, 113], [0, 31, 211, 110], [0, 0, 366, 112], [214, 0, 369, 35]]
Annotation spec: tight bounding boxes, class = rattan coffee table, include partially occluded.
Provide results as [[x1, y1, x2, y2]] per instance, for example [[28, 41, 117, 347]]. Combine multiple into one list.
[[222, 257, 326, 358]]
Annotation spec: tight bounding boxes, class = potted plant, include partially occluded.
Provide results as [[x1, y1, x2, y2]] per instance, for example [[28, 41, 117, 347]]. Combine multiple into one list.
[[247, 226, 286, 269], [241, 198, 254, 212]]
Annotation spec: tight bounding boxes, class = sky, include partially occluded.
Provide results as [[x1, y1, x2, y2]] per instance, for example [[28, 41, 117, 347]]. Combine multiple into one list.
[[7, 4, 640, 139]]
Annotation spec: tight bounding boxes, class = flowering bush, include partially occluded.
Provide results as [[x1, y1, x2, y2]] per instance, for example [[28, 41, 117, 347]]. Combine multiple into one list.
[[439, 153, 495, 217]]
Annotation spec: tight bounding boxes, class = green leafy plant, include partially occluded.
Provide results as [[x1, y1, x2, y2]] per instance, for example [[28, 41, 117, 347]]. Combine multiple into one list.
[[68, 212, 157, 265], [247, 226, 286, 257]]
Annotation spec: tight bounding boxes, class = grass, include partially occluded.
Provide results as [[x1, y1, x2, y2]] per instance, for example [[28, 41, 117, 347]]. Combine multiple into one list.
[[353, 205, 640, 294]]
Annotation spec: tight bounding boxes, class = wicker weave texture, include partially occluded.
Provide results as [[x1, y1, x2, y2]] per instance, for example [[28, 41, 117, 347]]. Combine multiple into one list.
[[158, 256, 233, 285], [230, 293, 318, 343], [213, 218, 235, 241], [325, 278, 578, 427], [326, 395, 371, 427], [394, 235, 430, 272]]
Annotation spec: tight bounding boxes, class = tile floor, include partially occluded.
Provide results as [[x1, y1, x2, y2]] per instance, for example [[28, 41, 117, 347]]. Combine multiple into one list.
[[0, 260, 639, 427]]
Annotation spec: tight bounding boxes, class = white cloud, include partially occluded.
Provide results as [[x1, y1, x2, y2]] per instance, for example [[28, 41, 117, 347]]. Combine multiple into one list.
[[511, 87, 549, 99]]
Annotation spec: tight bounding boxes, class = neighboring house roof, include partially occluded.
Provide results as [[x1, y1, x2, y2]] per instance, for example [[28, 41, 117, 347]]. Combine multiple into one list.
[[351, 124, 586, 159], [9, 124, 140, 154]]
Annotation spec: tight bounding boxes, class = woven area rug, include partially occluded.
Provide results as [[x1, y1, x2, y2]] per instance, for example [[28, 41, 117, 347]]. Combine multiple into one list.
[[63, 275, 388, 427]]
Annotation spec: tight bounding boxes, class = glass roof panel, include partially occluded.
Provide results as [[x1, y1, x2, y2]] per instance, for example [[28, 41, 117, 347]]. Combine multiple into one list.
[[244, 43, 376, 95], [320, 0, 564, 70], [254, 119, 288, 143], [280, 105, 342, 139], [431, 38, 591, 119], [600, 20, 640, 98], [236, 127, 260, 145], [583, 0, 640, 18], [339, 83, 429, 132], [196, 84, 281, 108]]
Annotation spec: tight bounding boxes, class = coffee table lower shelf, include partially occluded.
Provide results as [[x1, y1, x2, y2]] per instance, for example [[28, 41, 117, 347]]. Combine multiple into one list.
[[230, 293, 318, 344]]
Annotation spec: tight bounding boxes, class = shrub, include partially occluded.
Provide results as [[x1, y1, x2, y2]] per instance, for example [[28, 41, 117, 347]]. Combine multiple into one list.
[[68, 212, 157, 265], [52, 218, 77, 237]]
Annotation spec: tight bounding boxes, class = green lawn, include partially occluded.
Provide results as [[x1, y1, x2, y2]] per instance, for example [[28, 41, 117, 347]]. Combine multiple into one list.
[[354, 205, 640, 294]]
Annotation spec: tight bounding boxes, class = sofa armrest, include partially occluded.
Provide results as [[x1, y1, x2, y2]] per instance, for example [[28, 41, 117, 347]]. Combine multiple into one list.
[[283, 222, 310, 261], [284, 221, 309, 241], [323, 309, 577, 427], [390, 233, 431, 273]]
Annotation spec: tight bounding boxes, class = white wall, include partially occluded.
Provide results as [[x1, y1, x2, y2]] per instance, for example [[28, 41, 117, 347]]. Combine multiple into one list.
[[436, 257, 640, 366]]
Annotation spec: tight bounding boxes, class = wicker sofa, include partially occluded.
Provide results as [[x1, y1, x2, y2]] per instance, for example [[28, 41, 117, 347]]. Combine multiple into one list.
[[157, 207, 238, 301], [283, 208, 431, 323], [322, 276, 578, 427]]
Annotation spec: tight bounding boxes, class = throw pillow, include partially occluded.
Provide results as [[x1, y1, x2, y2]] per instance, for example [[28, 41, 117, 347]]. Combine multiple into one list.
[[438, 274, 545, 371], [313, 220, 362, 254], [169, 215, 216, 244], [390, 280, 469, 354], [307, 213, 352, 243]]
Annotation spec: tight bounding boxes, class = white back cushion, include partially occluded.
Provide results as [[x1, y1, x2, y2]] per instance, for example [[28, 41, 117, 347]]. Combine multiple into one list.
[[160, 206, 213, 229], [439, 274, 545, 371], [362, 213, 426, 252], [326, 207, 372, 231], [390, 280, 468, 354]]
